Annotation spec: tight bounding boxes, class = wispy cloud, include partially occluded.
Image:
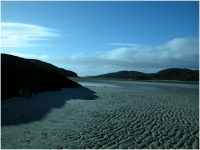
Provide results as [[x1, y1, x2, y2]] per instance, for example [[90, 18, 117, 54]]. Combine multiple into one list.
[[9, 53, 48, 59], [1, 22, 60, 47], [70, 52, 85, 59], [107, 43, 142, 47]]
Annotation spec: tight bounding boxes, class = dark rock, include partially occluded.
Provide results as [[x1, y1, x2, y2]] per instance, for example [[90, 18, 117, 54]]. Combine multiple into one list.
[[19, 88, 33, 98], [1, 53, 82, 100]]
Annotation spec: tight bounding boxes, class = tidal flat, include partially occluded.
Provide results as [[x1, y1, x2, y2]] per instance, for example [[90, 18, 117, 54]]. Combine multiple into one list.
[[1, 79, 199, 149]]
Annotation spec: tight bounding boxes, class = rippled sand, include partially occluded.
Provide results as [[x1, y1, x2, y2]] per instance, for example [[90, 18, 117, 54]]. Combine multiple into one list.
[[1, 86, 199, 149]]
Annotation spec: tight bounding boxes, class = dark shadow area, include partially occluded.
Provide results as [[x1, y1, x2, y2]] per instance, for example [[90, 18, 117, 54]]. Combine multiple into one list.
[[1, 53, 82, 100], [1, 87, 99, 126]]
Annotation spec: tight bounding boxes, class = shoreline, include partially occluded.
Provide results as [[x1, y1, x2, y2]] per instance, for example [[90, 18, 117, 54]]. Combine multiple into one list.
[[1, 85, 199, 149], [68, 77, 199, 89]]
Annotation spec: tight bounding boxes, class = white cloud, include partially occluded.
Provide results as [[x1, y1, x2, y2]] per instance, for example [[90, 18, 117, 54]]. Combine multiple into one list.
[[40, 55, 48, 59], [45, 37, 198, 76], [102, 37, 199, 63], [9, 53, 48, 59], [70, 52, 85, 59], [1, 22, 60, 47]]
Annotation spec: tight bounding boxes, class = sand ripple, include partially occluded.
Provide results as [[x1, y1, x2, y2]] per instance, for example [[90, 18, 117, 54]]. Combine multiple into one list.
[[1, 86, 199, 149]]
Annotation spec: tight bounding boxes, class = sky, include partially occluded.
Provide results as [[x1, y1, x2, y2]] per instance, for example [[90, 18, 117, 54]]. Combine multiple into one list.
[[1, 1, 199, 77]]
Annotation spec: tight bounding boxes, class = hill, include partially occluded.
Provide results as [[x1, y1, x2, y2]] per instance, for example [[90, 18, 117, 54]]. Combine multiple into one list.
[[92, 70, 152, 80], [1, 53, 82, 100], [91, 68, 199, 81], [153, 68, 199, 81], [27, 59, 78, 77]]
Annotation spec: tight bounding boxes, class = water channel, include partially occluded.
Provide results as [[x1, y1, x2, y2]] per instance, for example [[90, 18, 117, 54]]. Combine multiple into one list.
[[78, 82, 199, 93]]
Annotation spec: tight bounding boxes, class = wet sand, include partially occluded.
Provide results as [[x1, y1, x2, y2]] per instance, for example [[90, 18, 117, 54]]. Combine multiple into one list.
[[1, 83, 199, 149], [68, 77, 199, 89]]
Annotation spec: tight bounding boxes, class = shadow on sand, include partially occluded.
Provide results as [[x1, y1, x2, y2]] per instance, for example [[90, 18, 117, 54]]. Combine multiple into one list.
[[1, 87, 99, 126]]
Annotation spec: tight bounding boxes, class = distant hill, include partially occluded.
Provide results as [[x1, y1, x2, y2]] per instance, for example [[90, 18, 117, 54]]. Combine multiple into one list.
[[91, 68, 199, 81], [92, 70, 152, 80], [153, 68, 199, 81], [27, 59, 78, 77]]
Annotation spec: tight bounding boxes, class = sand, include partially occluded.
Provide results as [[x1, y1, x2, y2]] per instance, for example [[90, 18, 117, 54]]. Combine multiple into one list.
[[68, 77, 199, 89], [1, 83, 199, 149]]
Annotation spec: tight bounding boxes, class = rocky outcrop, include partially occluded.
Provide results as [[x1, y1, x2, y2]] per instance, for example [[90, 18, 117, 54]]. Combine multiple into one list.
[[1, 54, 82, 100], [27, 59, 78, 77], [19, 88, 32, 98]]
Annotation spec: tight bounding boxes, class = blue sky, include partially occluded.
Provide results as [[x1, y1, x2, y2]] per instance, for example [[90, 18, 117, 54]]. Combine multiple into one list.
[[1, 1, 199, 77]]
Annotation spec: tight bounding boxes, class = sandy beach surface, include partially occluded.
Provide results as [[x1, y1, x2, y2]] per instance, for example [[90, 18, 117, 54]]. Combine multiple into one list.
[[68, 77, 199, 89], [1, 80, 199, 149]]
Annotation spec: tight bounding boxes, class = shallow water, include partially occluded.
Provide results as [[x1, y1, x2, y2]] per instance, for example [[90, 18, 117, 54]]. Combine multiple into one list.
[[79, 82, 199, 93], [76, 77, 199, 84]]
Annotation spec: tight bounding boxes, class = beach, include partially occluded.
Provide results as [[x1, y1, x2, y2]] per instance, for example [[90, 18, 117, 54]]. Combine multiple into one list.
[[68, 77, 199, 89], [1, 80, 199, 149]]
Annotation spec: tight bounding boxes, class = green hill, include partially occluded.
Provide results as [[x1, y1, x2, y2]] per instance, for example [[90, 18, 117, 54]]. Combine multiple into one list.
[[91, 68, 199, 81], [92, 70, 152, 80], [153, 68, 199, 81]]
